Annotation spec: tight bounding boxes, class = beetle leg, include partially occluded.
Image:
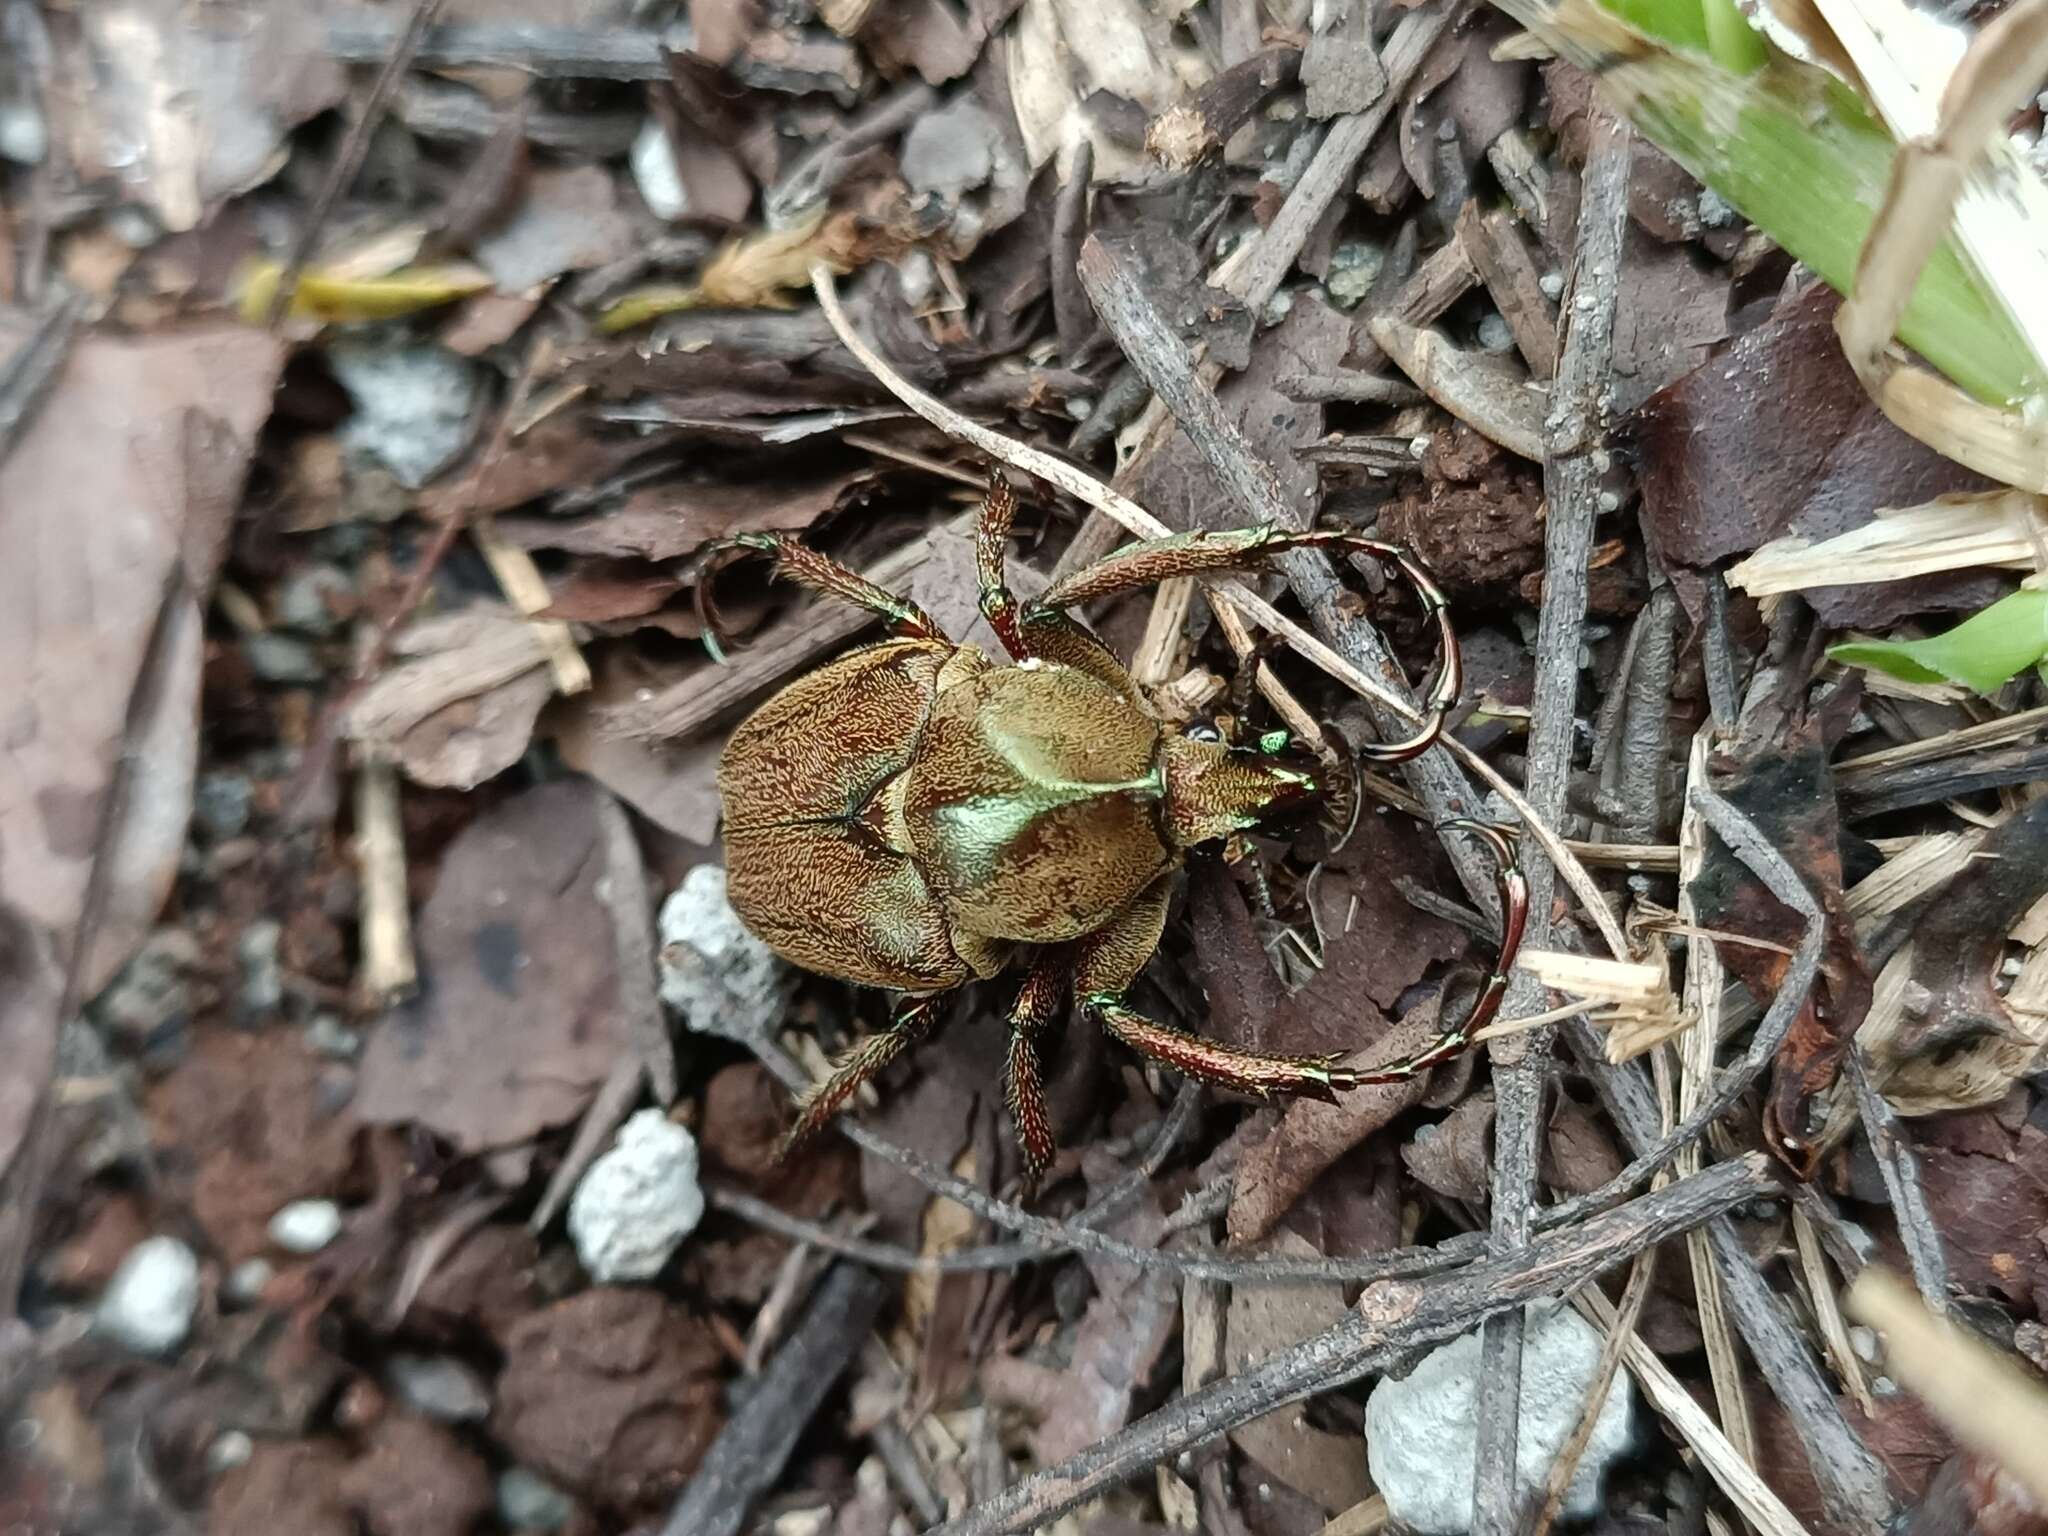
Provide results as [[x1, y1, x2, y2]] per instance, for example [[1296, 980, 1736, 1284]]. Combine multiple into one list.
[[1003, 954, 1069, 1186], [778, 993, 947, 1158], [699, 531, 947, 647], [1030, 527, 1458, 762], [1073, 877, 1362, 1102], [976, 468, 1032, 661], [1346, 819, 1529, 1084]]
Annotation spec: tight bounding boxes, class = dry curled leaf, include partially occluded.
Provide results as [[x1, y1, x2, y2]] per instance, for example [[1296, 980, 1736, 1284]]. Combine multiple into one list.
[[346, 608, 552, 790]]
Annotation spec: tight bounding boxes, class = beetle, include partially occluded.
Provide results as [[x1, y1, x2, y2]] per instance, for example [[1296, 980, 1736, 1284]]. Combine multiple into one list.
[[711, 470, 1527, 1179]]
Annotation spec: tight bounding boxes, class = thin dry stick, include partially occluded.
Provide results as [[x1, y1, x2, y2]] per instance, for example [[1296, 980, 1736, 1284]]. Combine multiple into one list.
[[928, 1154, 1782, 1536], [1792, 1204, 1874, 1414], [1527, 1247, 1657, 1536], [592, 790, 676, 1103], [809, 264, 1628, 963], [267, 0, 451, 326], [1845, 1048, 1952, 1315], [1473, 111, 1633, 1532], [1847, 1267, 2048, 1506], [1676, 728, 1758, 1466], [353, 754, 417, 1002]]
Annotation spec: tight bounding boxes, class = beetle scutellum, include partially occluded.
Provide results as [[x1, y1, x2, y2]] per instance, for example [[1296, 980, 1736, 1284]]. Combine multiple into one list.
[[711, 470, 1527, 1180]]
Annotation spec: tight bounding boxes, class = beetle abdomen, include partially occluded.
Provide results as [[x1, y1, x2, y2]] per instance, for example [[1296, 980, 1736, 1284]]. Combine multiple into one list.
[[720, 640, 973, 990], [904, 665, 1170, 944]]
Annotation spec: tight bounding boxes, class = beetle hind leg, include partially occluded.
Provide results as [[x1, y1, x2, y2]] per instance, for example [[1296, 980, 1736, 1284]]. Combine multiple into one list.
[[700, 532, 947, 649], [1003, 954, 1068, 1186], [778, 993, 946, 1159]]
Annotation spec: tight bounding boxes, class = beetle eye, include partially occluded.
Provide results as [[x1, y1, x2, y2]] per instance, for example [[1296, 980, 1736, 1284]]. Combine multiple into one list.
[[1185, 723, 1221, 744]]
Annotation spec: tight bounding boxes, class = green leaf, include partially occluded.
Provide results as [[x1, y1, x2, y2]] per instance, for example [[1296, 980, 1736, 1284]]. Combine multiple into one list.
[[1829, 590, 2048, 694]]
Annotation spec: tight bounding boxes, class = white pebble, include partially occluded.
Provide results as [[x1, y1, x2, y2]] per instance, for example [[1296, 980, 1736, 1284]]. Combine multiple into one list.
[[658, 866, 795, 1045], [224, 1258, 273, 1305], [208, 1431, 254, 1473], [1365, 1299, 1637, 1533], [499, 1467, 575, 1531], [630, 118, 688, 221], [568, 1110, 705, 1283], [1849, 1324, 1882, 1364], [1538, 271, 1565, 300], [268, 1199, 344, 1255], [97, 1237, 201, 1356]]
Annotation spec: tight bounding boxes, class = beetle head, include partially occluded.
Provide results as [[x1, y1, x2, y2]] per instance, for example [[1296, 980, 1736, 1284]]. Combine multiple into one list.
[[1159, 728, 1325, 850]]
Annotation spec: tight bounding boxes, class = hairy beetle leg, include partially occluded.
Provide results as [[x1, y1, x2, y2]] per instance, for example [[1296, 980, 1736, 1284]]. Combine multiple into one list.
[[1031, 527, 1459, 763], [697, 531, 947, 655], [1003, 955, 1068, 1187], [975, 467, 1032, 662], [777, 993, 946, 1160], [1346, 818, 1529, 1085]]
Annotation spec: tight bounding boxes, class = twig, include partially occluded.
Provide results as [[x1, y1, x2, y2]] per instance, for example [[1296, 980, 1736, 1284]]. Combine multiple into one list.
[[1845, 1048, 1951, 1315], [530, 1053, 642, 1234], [1792, 1203, 1874, 1413], [325, 14, 671, 79], [1346, 237, 1480, 375], [926, 1154, 1782, 1536], [1847, 1268, 2048, 1507], [271, 0, 451, 327], [1535, 781, 1825, 1228], [768, 80, 936, 226], [469, 516, 590, 695], [742, 1042, 1493, 1284], [656, 1262, 890, 1536], [592, 790, 676, 1104], [1471, 107, 1631, 1536], [352, 754, 417, 1004], [1145, 45, 1304, 167], [1527, 1249, 1657, 1536], [1051, 138, 1096, 365], [1456, 201, 1559, 378], [1277, 372, 1424, 405], [0, 292, 83, 470]]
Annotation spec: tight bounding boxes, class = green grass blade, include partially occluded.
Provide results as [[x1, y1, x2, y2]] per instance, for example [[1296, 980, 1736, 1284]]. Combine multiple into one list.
[[1829, 589, 2048, 693]]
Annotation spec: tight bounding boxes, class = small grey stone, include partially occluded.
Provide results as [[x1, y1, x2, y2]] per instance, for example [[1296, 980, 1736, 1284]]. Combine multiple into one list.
[[631, 117, 687, 221], [268, 1199, 343, 1255], [194, 772, 255, 839], [658, 866, 795, 1045], [328, 339, 483, 490], [902, 96, 998, 200], [498, 1467, 575, 1531], [1849, 1324, 1881, 1364], [225, 1258, 274, 1304], [568, 1110, 704, 1283], [387, 1353, 493, 1423], [276, 564, 354, 638], [305, 1013, 362, 1060], [1478, 312, 1516, 353], [1325, 242, 1385, 309], [242, 633, 326, 685], [0, 103, 47, 165], [97, 1237, 201, 1356], [208, 1431, 254, 1473], [89, 928, 199, 1046], [1538, 270, 1565, 300], [1696, 186, 1738, 228], [238, 920, 284, 1017], [1365, 1299, 1637, 1534]]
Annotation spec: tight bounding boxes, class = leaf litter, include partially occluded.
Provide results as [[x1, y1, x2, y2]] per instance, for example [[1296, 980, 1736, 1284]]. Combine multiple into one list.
[[6, 0, 2048, 1532]]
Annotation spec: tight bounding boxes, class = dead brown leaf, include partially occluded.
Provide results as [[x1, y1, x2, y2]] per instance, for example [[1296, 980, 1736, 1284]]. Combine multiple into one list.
[[0, 319, 283, 1012], [1635, 284, 2001, 629], [1226, 1232, 1372, 1512], [551, 655, 725, 845], [1910, 1123, 2048, 1309], [355, 779, 632, 1155], [472, 165, 638, 292], [1403, 1090, 1495, 1203], [495, 466, 872, 562], [347, 607, 552, 790]]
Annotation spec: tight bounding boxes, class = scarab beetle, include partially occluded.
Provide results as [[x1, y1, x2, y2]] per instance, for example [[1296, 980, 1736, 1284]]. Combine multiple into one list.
[[712, 471, 1527, 1179]]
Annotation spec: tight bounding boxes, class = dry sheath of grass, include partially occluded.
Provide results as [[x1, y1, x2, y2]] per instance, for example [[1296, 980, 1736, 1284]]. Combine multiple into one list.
[[1726, 491, 2048, 596], [1847, 1267, 2048, 1505]]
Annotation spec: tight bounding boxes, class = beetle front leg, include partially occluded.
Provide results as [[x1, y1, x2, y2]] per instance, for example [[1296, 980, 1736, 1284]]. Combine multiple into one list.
[[778, 993, 947, 1158], [1002, 954, 1069, 1186], [1073, 877, 1363, 1102], [975, 468, 1031, 661], [1348, 819, 1529, 1084], [1031, 527, 1460, 762]]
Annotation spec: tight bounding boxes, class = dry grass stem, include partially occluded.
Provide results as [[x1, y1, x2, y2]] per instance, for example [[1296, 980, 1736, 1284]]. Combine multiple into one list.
[[1727, 491, 2048, 596], [1847, 1267, 2048, 1504], [1366, 316, 1547, 459], [353, 754, 417, 1003], [469, 516, 591, 694]]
